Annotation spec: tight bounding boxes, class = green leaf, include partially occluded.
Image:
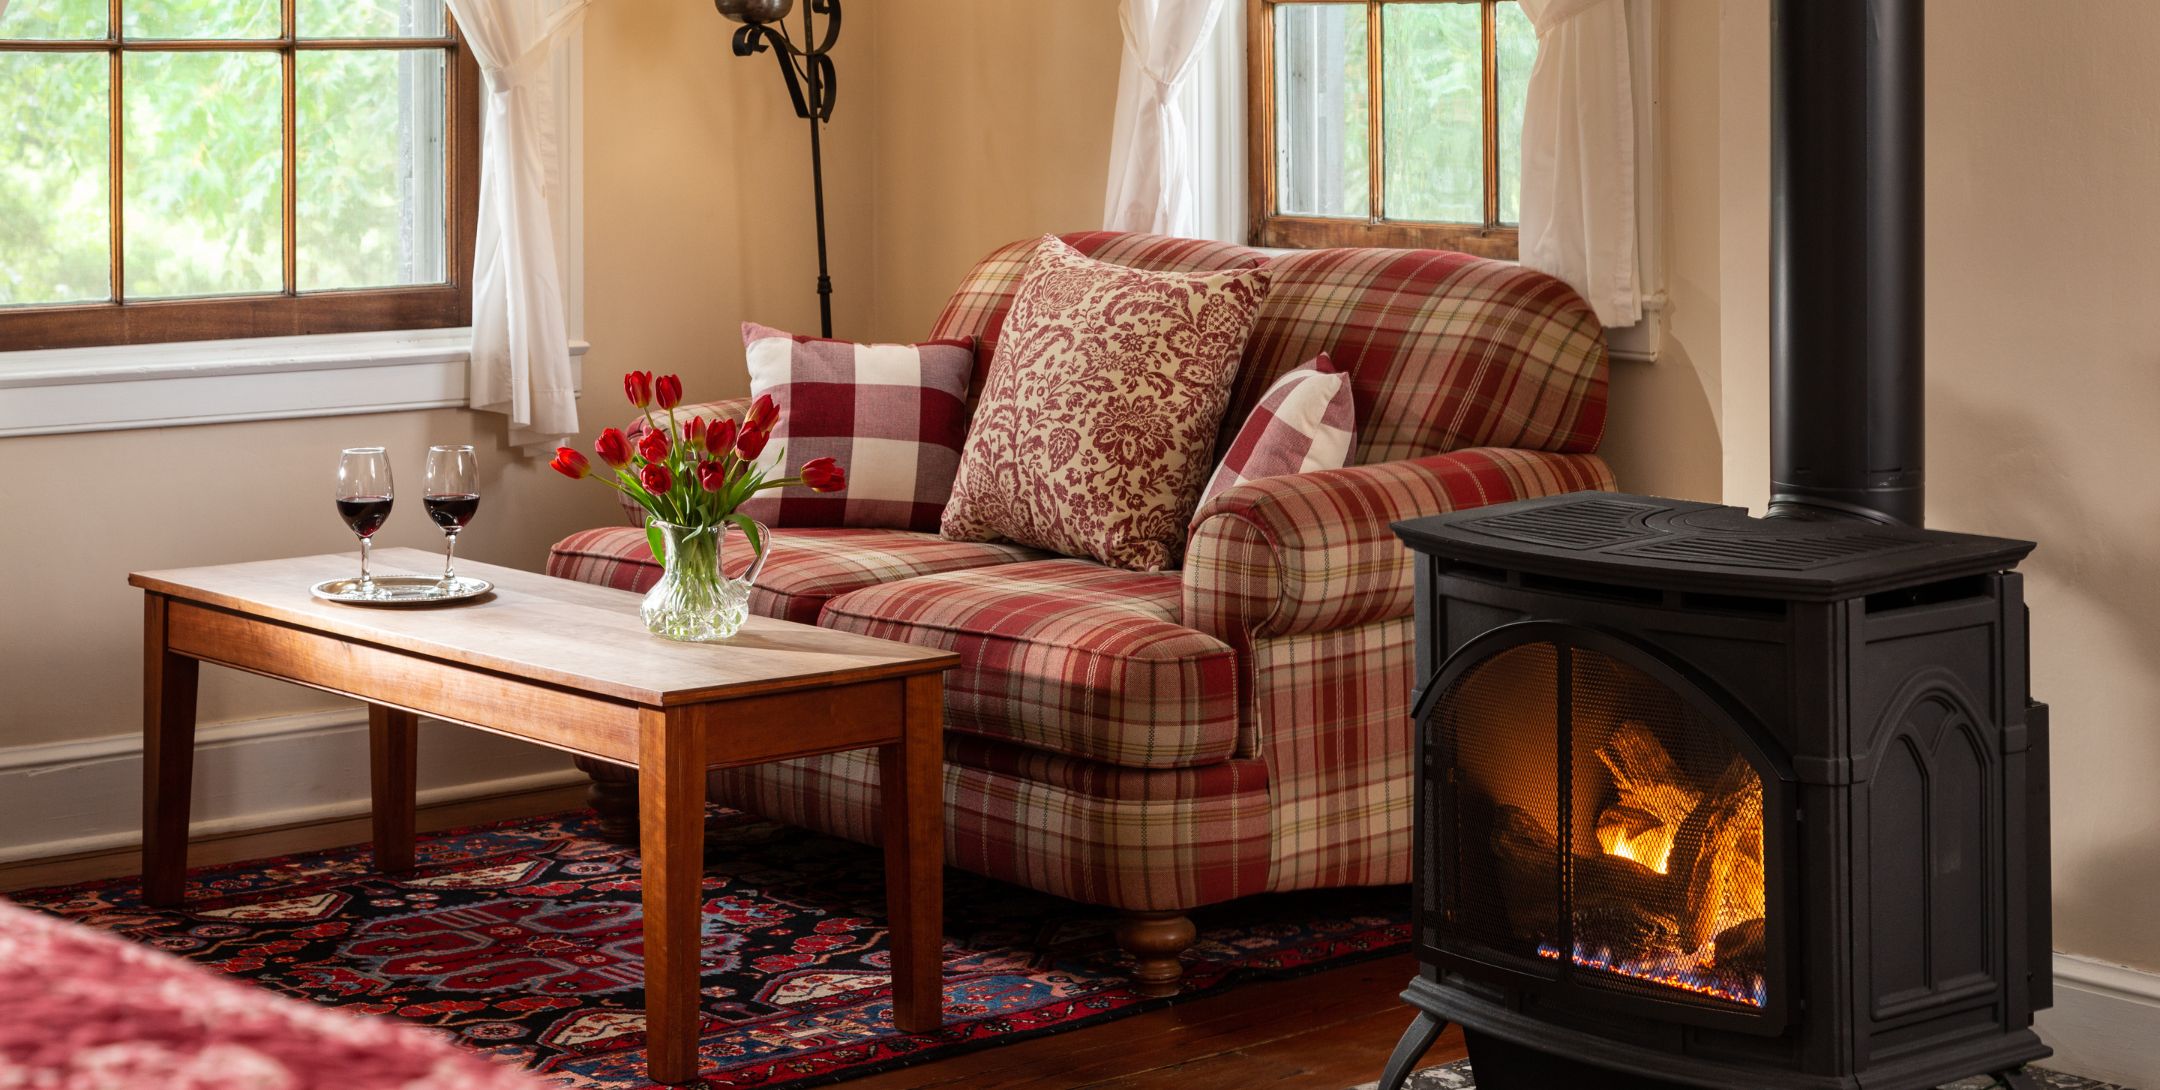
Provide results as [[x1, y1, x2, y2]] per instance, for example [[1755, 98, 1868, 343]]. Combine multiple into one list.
[[727, 513, 764, 557], [645, 520, 665, 562]]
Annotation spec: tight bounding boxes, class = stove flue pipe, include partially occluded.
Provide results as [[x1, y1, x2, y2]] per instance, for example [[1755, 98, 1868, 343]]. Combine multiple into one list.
[[1768, 0, 1925, 526]]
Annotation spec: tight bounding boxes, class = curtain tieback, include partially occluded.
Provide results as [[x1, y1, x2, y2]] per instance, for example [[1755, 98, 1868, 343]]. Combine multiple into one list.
[[483, 2, 591, 95]]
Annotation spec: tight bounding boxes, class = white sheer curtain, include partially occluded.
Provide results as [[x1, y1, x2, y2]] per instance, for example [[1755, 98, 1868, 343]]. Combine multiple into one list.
[[1517, 0, 1648, 328], [1103, 0, 1229, 236], [444, 0, 589, 450]]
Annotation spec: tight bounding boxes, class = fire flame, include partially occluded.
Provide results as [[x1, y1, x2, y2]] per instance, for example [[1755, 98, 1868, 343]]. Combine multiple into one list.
[[1539, 943, 1768, 1008], [1595, 821, 1676, 874]]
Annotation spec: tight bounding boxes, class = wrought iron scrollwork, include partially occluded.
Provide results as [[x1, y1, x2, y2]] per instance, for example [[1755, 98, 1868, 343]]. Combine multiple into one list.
[[717, 0, 840, 122]]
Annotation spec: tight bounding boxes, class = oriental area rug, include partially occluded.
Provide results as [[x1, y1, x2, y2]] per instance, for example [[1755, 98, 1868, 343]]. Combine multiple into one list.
[[8, 808, 1407, 1089]]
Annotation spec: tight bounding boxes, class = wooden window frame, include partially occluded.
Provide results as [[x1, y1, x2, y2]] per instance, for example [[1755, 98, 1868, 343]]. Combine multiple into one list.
[[1247, 0, 1519, 258], [0, 3, 481, 352]]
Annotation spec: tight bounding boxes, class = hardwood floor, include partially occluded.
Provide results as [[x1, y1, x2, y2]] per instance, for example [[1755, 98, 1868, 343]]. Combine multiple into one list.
[[844, 953, 1465, 1090], [1, 793, 1464, 1089]]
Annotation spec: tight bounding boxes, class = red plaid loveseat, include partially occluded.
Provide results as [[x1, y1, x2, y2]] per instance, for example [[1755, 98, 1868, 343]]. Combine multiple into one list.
[[547, 232, 1614, 991]]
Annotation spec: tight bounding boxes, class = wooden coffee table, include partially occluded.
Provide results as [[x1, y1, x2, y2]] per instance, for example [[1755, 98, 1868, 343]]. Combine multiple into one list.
[[129, 548, 955, 1085]]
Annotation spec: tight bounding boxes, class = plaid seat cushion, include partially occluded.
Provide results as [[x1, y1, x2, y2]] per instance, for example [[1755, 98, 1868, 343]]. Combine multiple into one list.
[[738, 323, 976, 533], [1195, 353, 1355, 511], [547, 526, 1047, 625], [821, 559, 1241, 770], [1185, 447, 1616, 644]]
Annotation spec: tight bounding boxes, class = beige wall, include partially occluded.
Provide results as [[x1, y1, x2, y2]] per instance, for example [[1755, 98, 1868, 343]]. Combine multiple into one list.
[[0, 411, 621, 750], [860, 0, 1126, 343], [1677, 0, 2160, 972], [1597, 0, 1725, 504], [583, 0, 879, 404]]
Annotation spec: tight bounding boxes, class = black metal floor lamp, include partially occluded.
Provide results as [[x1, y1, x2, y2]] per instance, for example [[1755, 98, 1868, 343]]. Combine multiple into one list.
[[714, 0, 841, 337]]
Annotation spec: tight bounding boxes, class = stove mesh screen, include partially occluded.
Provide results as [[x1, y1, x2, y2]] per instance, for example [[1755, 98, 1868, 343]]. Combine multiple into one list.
[[1431, 638, 1770, 1010]]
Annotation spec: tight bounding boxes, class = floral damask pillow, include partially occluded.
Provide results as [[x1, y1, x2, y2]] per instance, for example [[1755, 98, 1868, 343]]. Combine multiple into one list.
[[940, 235, 1273, 571]]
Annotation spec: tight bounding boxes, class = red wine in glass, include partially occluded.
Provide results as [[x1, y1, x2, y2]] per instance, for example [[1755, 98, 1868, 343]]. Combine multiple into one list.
[[424, 445, 480, 587], [338, 496, 394, 537], [336, 448, 394, 595], [423, 493, 480, 530]]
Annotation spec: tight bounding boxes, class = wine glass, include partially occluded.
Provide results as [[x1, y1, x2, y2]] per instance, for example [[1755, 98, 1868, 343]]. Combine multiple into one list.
[[423, 445, 480, 589], [336, 448, 394, 596]]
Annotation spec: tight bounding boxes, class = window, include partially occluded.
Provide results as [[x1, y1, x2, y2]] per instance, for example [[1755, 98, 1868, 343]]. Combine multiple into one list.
[[1248, 0, 1534, 256], [0, 0, 479, 351]]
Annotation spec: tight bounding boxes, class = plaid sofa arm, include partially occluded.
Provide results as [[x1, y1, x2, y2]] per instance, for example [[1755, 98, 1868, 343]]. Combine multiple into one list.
[[1183, 447, 1616, 642], [611, 397, 751, 527]]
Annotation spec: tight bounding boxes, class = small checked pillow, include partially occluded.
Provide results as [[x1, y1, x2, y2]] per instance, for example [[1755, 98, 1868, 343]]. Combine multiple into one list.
[[940, 235, 1273, 572], [1195, 353, 1356, 511], [738, 323, 975, 533]]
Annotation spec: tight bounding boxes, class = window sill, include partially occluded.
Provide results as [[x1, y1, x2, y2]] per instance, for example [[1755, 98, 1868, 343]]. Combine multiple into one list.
[[0, 329, 590, 439]]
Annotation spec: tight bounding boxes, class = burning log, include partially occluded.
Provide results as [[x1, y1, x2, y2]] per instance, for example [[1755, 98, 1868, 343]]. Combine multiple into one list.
[[1594, 721, 1703, 874], [1673, 757, 1767, 951]]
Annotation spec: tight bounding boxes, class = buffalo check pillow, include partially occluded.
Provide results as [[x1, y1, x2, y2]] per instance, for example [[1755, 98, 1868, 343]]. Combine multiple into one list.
[[737, 322, 975, 532], [1195, 354, 1356, 511]]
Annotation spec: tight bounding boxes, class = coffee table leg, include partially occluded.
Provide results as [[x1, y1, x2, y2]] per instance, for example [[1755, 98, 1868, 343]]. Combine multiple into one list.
[[639, 707, 706, 1085], [142, 594, 200, 909], [880, 672, 946, 1034], [369, 705, 419, 874]]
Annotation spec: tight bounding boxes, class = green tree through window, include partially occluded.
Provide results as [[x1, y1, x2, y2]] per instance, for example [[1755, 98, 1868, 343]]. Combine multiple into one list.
[[1255, 0, 1533, 255], [0, 0, 473, 349]]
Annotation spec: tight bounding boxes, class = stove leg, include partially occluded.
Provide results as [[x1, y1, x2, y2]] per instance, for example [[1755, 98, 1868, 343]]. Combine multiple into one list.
[[1992, 1068, 2045, 1090], [1377, 1010, 1448, 1090]]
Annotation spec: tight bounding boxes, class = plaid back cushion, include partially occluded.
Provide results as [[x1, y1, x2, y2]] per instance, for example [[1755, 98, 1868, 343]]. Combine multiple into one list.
[[1195, 353, 1355, 511], [929, 231, 1269, 402], [1227, 247, 1609, 465], [737, 323, 975, 533]]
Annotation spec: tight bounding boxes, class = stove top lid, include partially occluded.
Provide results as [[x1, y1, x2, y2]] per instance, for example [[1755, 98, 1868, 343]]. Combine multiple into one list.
[[1392, 492, 2035, 601]]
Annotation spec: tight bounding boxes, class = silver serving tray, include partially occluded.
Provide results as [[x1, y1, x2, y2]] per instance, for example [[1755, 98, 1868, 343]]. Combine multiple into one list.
[[310, 574, 493, 606]]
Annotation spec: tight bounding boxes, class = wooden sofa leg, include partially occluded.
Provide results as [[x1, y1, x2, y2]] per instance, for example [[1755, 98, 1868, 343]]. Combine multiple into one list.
[[573, 756, 640, 845], [1116, 911, 1197, 997]]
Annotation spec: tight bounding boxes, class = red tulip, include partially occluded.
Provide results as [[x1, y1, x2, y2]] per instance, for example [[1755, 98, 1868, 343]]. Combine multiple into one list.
[[655, 374, 684, 411], [680, 415, 707, 446], [636, 428, 671, 463], [594, 427, 632, 468], [549, 447, 591, 480], [735, 426, 770, 461], [624, 371, 654, 409], [745, 392, 781, 435], [705, 417, 738, 457], [639, 462, 674, 495], [800, 456, 846, 493], [696, 460, 728, 492]]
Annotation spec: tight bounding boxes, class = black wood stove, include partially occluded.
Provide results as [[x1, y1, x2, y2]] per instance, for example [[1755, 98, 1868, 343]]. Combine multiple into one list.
[[1376, 2, 2055, 1087]]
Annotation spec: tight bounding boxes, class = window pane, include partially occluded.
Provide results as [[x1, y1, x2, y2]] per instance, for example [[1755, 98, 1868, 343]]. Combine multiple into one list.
[[1496, 0, 1535, 225], [1381, 1, 1483, 224], [123, 0, 279, 40], [298, 50, 447, 291], [297, 0, 446, 40], [0, 0, 106, 40], [123, 51, 282, 299], [0, 53, 111, 305], [1274, 2, 1369, 219]]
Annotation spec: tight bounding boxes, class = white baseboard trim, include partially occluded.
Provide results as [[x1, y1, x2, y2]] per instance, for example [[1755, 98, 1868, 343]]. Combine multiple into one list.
[[2041, 953, 2160, 1087], [0, 707, 584, 866]]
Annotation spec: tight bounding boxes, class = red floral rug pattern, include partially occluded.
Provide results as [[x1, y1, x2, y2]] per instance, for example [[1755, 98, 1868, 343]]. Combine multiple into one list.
[[8, 809, 1408, 1089]]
